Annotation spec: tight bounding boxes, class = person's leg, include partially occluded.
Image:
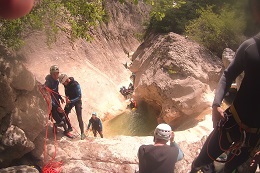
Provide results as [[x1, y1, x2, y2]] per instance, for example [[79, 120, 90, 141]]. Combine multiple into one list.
[[224, 147, 251, 173], [98, 129, 103, 138], [64, 104, 73, 131], [191, 108, 243, 172], [75, 101, 84, 134], [93, 129, 97, 137], [190, 128, 226, 172], [51, 108, 63, 125]]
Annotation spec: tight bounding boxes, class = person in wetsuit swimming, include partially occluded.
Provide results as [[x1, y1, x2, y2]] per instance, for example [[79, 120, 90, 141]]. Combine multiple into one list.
[[190, 1, 260, 172]]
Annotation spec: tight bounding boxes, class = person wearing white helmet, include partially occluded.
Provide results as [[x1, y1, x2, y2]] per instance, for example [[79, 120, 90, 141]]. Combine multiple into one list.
[[137, 123, 183, 173], [59, 73, 86, 140], [44, 65, 73, 139]]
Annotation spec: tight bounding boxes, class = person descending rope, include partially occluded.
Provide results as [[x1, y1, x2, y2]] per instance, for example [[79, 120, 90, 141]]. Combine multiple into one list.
[[44, 65, 73, 138], [59, 74, 86, 140], [86, 112, 103, 138], [137, 123, 184, 173], [190, 1, 260, 172]]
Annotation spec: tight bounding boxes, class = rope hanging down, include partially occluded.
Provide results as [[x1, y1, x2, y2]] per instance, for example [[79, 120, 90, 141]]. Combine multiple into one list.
[[38, 84, 63, 173]]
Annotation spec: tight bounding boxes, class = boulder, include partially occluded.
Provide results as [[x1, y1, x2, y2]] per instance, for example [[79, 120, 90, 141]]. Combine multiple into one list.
[[130, 33, 223, 126], [0, 54, 48, 168], [0, 165, 39, 173]]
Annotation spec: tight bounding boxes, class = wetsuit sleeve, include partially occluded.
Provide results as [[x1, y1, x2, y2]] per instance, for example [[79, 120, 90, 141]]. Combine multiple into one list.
[[87, 120, 92, 130], [170, 142, 184, 161], [212, 41, 246, 107], [70, 84, 82, 104], [138, 146, 146, 173], [99, 119, 103, 131]]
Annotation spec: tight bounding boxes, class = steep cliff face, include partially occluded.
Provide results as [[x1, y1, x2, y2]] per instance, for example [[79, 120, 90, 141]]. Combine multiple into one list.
[[130, 33, 223, 127], [0, 46, 48, 168], [0, 0, 150, 168], [17, 0, 150, 123]]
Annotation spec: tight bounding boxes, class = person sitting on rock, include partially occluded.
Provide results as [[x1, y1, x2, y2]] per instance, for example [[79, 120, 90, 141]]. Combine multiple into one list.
[[129, 98, 137, 109], [138, 123, 184, 173], [86, 112, 103, 138], [120, 86, 129, 98], [44, 65, 73, 139], [59, 73, 86, 140]]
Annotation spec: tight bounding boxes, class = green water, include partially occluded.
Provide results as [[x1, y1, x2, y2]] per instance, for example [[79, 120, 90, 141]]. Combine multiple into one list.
[[104, 101, 159, 137]]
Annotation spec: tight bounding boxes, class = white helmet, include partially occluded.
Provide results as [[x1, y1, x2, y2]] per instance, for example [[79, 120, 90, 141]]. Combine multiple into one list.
[[59, 74, 69, 84], [50, 65, 59, 74], [154, 123, 172, 141]]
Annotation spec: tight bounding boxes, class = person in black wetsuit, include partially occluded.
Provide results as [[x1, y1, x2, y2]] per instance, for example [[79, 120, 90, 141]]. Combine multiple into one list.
[[138, 123, 184, 173], [190, 1, 260, 172], [59, 74, 86, 140], [45, 65, 73, 139], [86, 112, 103, 138]]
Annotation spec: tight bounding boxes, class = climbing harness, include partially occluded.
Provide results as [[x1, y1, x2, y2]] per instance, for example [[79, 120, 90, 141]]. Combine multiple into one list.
[[207, 113, 246, 164], [207, 104, 260, 164]]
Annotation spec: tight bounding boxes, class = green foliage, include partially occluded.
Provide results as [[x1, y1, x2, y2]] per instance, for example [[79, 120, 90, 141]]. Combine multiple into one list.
[[185, 4, 246, 57], [0, 0, 105, 50], [145, 0, 239, 35]]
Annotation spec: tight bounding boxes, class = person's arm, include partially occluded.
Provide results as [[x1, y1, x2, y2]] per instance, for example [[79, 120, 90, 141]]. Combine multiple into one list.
[[213, 43, 245, 107], [87, 120, 92, 130], [99, 119, 103, 131], [138, 146, 146, 173], [169, 131, 184, 161], [170, 141, 184, 161], [69, 84, 82, 104], [212, 41, 247, 127]]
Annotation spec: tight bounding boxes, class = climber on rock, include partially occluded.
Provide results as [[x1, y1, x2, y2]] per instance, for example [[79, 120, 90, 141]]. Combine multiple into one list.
[[59, 73, 86, 140], [190, 1, 260, 172], [44, 65, 73, 139], [86, 112, 103, 138]]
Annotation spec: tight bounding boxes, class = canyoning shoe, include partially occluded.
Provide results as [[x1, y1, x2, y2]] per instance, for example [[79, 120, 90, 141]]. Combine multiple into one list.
[[64, 131, 74, 139], [81, 133, 86, 140], [55, 121, 64, 127], [67, 127, 73, 132]]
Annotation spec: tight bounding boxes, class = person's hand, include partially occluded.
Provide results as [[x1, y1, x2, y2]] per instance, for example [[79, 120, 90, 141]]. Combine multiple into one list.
[[250, 151, 260, 168], [212, 106, 225, 128], [66, 97, 71, 104], [57, 107, 63, 113], [61, 98, 65, 104], [170, 131, 175, 143]]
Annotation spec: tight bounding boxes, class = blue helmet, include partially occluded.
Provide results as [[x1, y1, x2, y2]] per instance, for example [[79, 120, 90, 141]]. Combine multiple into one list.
[[92, 112, 97, 116]]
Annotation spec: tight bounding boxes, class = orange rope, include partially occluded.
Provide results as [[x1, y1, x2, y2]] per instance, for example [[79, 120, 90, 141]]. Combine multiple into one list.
[[38, 84, 62, 173], [206, 124, 244, 164], [46, 86, 81, 137]]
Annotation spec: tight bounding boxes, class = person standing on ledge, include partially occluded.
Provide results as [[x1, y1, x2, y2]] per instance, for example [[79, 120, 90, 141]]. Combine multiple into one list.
[[59, 73, 86, 140], [190, 1, 260, 172], [86, 112, 103, 138], [45, 65, 73, 139]]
